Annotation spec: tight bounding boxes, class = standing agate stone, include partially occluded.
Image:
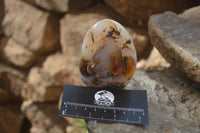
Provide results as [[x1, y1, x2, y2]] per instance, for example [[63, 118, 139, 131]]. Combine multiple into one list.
[[79, 19, 137, 89]]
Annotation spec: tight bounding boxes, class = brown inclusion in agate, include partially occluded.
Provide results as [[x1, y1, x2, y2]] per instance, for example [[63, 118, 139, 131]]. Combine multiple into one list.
[[79, 19, 137, 89]]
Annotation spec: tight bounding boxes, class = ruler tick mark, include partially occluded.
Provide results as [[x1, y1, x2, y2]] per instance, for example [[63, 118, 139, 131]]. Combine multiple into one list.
[[139, 117, 141, 123], [62, 110, 65, 115], [89, 112, 91, 118], [62, 102, 146, 124], [114, 114, 116, 120]]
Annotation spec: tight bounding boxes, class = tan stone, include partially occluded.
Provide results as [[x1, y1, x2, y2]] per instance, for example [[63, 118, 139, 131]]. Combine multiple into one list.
[[88, 68, 200, 132], [181, 6, 200, 21], [24, 0, 94, 12], [0, 37, 37, 68], [0, 64, 26, 102], [42, 52, 82, 85], [22, 67, 62, 102], [0, 63, 26, 81], [149, 12, 200, 84], [137, 47, 170, 69], [60, 4, 150, 60], [2, 0, 59, 53], [0, 103, 24, 133], [21, 100, 67, 133], [104, 0, 194, 21]]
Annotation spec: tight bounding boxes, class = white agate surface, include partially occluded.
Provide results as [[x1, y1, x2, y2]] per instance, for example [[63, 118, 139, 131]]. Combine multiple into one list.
[[79, 19, 137, 89]]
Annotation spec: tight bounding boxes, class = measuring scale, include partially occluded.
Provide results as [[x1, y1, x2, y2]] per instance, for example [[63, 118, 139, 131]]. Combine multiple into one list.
[[59, 84, 149, 125]]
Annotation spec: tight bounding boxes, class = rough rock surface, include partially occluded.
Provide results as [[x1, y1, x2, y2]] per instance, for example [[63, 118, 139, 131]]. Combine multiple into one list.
[[0, 103, 24, 133], [60, 4, 150, 60], [137, 47, 170, 69], [22, 67, 62, 102], [24, 0, 94, 12], [2, 0, 59, 53], [0, 37, 37, 68], [87, 68, 200, 133], [42, 52, 82, 85], [21, 100, 67, 133], [104, 0, 193, 21], [0, 64, 26, 102], [149, 12, 200, 84], [181, 6, 200, 21]]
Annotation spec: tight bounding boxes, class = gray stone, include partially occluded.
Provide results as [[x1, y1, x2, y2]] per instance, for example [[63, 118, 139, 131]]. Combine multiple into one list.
[[149, 12, 200, 84], [22, 67, 62, 102], [21, 100, 67, 133], [87, 68, 200, 132], [24, 0, 94, 12], [0, 37, 37, 68], [2, 0, 59, 53]]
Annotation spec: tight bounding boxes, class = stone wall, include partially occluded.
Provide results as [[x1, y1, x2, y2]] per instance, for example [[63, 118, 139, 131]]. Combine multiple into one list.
[[0, 0, 199, 133]]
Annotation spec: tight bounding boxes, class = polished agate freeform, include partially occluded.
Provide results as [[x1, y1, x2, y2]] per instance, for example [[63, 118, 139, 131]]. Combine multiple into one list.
[[79, 19, 137, 89]]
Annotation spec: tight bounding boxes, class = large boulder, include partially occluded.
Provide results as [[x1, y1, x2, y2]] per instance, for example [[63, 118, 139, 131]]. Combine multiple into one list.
[[24, 0, 94, 12], [42, 52, 82, 86], [0, 64, 26, 102], [87, 68, 200, 132], [0, 37, 37, 68], [60, 4, 150, 60], [149, 12, 200, 84], [2, 0, 59, 53], [104, 0, 195, 21], [21, 100, 68, 133], [22, 67, 62, 102]]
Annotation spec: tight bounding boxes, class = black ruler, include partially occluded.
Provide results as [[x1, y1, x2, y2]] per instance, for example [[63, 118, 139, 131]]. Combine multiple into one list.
[[59, 84, 149, 125]]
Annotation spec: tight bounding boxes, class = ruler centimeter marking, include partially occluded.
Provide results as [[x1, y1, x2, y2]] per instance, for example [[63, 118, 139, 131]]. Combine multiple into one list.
[[59, 84, 149, 125], [62, 101, 144, 124], [65, 102, 145, 115]]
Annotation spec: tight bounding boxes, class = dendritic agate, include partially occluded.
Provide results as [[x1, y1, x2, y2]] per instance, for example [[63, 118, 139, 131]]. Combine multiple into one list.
[[79, 19, 137, 89]]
